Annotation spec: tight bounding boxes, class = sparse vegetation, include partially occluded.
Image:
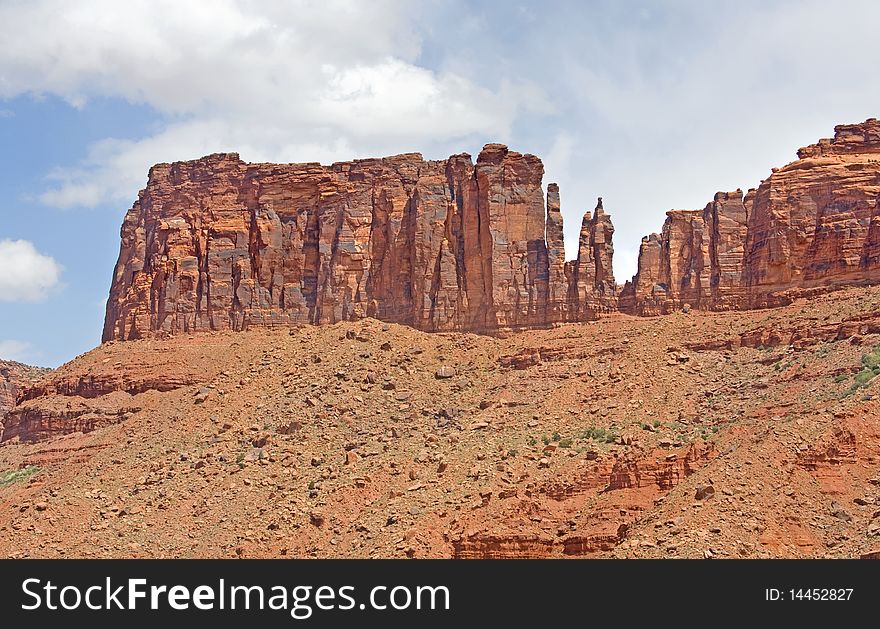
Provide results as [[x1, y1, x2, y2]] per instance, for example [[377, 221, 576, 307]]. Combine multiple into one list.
[[558, 438, 572, 448], [579, 426, 618, 444], [861, 344, 880, 370], [667, 420, 686, 433], [841, 344, 880, 396], [0, 466, 40, 488], [855, 367, 878, 387]]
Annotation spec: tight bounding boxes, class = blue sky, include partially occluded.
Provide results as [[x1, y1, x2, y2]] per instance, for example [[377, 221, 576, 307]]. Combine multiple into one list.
[[2, 0, 880, 367]]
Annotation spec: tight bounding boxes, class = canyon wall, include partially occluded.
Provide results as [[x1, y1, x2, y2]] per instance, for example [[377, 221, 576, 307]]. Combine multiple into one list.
[[621, 118, 880, 314], [619, 190, 752, 315], [102, 145, 616, 340], [103, 117, 880, 334]]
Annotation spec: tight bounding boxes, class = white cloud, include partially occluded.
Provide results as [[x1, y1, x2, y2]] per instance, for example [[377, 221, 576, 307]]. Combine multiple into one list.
[[0, 340, 31, 362], [0, 1, 543, 209], [4, 0, 880, 284], [0, 239, 62, 302], [445, 0, 880, 280]]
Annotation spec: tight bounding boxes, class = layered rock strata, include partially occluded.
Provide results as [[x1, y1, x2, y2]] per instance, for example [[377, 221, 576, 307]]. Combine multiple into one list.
[[103, 118, 880, 329], [0, 360, 49, 422], [622, 119, 880, 314], [103, 145, 616, 340]]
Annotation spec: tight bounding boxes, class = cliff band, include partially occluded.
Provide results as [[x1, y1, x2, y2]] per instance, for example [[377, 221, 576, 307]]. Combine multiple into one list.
[[103, 145, 615, 340]]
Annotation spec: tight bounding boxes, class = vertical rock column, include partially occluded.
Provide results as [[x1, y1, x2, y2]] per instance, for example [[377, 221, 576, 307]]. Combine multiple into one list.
[[566, 198, 617, 319], [545, 183, 568, 321]]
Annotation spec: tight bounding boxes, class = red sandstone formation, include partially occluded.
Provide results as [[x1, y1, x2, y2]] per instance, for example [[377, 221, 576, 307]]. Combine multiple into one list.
[[104, 119, 880, 334], [0, 360, 48, 423], [565, 197, 617, 318], [103, 146, 616, 340], [622, 118, 880, 314], [0, 365, 15, 419], [620, 190, 751, 314]]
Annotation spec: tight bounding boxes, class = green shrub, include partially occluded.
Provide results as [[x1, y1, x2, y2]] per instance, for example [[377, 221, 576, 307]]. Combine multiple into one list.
[[0, 466, 40, 488], [855, 368, 875, 387], [579, 426, 619, 443], [861, 345, 880, 369]]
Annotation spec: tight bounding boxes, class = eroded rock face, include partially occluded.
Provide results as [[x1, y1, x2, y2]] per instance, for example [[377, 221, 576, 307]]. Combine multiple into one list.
[[622, 119, 880, 314], [0, 360, 51, 440], [620, 190, 750, 314], [103, 119, 880, 329], [0, 367, 15, 419], [0, 360, 48, 419], [565, 198, 617, 319], [103, 146, 616, 340], [745, 119, 880, 305]]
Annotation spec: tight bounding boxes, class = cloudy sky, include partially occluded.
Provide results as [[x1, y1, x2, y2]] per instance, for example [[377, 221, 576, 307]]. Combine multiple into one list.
[[1, 0, 879, 366]]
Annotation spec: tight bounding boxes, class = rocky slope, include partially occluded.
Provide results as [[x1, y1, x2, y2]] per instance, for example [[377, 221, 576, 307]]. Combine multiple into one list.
[[3, 286, 880, 558], [621, 118, 880, 314], [102, 145, 616, 341]]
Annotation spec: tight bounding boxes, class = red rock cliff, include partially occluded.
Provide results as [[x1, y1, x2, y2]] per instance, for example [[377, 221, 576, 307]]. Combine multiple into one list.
[[622, 119, 880, 314], [103, 145, 616, 340], [620, 190, 750, 314]]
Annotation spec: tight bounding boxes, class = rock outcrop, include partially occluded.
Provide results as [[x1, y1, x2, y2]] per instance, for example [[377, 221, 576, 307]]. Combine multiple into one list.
[[565, 197, 618, 318], [622, 119, 880, 314], [0, 360, 49, 440], [0, 338, 218, 443], [0, 360, 48, 421], [620, 190, 751, 314], [0, 365, 15, 419], [103, 146, 616, 340], [103, 118, 880, 331]]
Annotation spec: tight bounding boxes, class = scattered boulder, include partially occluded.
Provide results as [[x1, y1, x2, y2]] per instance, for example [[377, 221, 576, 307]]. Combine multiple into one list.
[[695, 484, 715, 501], [435, 365, 457, 379]]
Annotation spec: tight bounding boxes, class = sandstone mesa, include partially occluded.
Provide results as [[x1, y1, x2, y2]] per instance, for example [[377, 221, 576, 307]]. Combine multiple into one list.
[[621, 119, 880, 314], [102, 119, 880, 342], [102, 145, 615, 342]]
